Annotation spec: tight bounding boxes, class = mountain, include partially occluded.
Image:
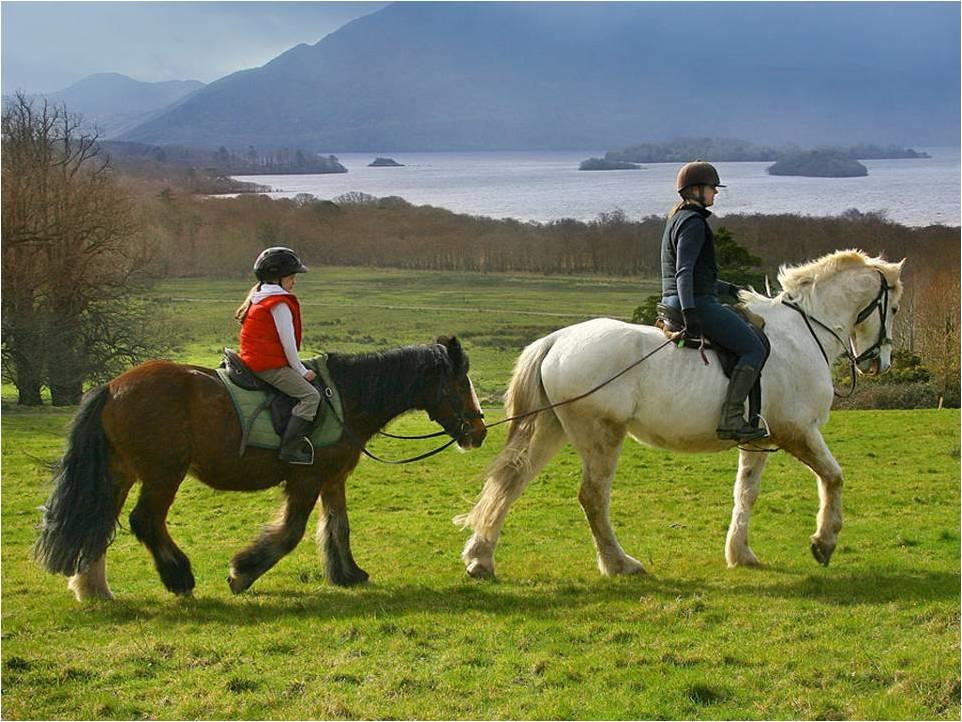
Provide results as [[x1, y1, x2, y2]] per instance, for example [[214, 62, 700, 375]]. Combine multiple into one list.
[[120, 2, 960, 151], [45, 73, 205, 138]]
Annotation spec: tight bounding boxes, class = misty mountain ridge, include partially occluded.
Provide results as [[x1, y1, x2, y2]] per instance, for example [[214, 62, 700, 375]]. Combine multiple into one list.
[[39, 73, 205, 138], [106, 2, 959, 152]]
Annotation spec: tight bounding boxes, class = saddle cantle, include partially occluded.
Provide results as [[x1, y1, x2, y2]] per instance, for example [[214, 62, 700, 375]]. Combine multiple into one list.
[[223, 348, 271, 391], [654, 304, 771, 431]]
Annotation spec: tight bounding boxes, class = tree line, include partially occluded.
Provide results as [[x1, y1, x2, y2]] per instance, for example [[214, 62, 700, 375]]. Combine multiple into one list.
[[3, 94, 958, 406]]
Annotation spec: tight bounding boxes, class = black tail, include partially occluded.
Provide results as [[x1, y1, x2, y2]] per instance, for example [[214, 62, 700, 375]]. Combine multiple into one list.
[[34, 385, 119, 576]]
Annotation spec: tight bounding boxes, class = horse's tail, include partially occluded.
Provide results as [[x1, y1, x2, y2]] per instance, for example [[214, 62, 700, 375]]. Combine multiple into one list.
[[34, 385, 120, 576], [454, 332, 563, 533], [502, 331, 562, 447]]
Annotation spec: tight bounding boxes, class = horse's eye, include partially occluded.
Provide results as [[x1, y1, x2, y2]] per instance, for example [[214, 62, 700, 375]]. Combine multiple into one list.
[[892, 307, 899, 316]]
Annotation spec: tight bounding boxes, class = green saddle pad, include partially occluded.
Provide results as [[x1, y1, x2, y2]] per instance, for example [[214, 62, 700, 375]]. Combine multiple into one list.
[[215, 355, 344, 453]]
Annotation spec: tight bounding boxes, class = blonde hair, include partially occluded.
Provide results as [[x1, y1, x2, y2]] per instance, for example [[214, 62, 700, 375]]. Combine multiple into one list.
[[234, 283, 261, 323], [669, 188, 706, 218]]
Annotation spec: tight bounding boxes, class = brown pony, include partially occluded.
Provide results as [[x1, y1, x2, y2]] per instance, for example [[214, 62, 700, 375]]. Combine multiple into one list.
[[35, 336, 486, 600]]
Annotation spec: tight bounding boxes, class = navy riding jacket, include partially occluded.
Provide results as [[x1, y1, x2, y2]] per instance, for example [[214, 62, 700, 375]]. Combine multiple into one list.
[[661, 204, 736, 309]]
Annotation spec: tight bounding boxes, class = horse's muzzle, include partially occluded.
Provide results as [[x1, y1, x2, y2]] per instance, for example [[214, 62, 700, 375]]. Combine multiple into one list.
[[458, 420, 487, 449]]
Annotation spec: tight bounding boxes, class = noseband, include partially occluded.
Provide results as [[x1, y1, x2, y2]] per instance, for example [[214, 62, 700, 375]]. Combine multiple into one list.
[[430, 377, 484, 439]]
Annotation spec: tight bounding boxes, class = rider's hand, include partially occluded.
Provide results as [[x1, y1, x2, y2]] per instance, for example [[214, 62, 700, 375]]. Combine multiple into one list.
[[682, 308, 703, 338], [304, 369, 317, 382]]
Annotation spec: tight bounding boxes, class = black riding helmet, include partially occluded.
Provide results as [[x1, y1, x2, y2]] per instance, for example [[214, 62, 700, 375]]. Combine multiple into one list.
[[254, 247, 308, 282]]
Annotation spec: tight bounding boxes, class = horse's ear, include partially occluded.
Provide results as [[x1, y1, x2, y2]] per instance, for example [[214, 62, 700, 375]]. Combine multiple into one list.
[[437, 336, 466, 373]]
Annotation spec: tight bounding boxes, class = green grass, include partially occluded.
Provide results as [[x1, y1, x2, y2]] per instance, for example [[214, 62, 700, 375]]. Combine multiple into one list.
[[2, 268, 959, 720]]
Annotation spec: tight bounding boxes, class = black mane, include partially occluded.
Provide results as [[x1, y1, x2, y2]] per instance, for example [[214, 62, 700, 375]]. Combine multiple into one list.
[[323, 343, 461, 421]]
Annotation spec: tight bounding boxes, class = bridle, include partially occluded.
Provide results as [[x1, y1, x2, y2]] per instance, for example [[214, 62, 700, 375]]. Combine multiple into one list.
[[783, 270, 895, 397], [322, 367, 485, 465], [852, 270, 895, 367], [426, 379, 485, 441]]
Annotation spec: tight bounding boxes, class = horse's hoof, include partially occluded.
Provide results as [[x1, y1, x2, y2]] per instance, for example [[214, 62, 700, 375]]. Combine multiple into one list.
[[810, 540, 834, 567], [328, 567, 370, 587], [68, 580, 114, 602], [599, 555, 646, 576], [347, 567, 370, 585], [227, 574, 251, 594], [465, 560, 495, 579], [727, 550, 763, 568]]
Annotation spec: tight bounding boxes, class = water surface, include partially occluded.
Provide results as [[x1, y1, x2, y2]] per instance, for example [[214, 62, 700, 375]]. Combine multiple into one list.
[[232, 147, 960, 226]]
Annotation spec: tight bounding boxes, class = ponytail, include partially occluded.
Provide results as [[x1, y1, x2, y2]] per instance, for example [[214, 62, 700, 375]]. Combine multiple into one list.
[[235, 283, 260, 323], [668, 187, 706, 218]]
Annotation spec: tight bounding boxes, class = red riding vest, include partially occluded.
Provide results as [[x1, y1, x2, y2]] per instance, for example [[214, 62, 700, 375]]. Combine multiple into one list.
[[239, 294, 303, 372]]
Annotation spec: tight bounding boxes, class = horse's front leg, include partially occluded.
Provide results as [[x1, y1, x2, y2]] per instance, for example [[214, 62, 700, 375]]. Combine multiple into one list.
[[785, 430, 843, 566], [725, 449, 769, 567], [316, 473, 368, 586], [228, 479, 320, 594]]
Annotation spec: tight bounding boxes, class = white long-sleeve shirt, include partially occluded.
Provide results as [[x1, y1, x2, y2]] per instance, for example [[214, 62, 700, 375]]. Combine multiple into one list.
[[250, 284, 309, 376]]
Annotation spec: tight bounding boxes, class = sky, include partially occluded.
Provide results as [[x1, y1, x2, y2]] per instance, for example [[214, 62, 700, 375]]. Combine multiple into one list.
[[1, 1, 388, 93]]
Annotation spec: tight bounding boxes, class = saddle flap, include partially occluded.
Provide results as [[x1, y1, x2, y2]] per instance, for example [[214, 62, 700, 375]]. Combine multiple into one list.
[[222, 348, 271, 392]]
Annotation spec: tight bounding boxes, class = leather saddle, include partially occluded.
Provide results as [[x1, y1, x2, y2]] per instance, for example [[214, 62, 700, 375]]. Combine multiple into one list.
[[220, 349, 317, 436], [654, 304, 771, 429]]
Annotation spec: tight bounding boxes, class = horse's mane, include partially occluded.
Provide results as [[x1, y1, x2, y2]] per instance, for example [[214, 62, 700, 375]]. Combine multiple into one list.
[[324, 344, 464, 414], [738, 249, 904, 306]]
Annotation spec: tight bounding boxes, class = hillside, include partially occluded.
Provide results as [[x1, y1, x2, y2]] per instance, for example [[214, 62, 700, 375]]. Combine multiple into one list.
[[119, 2, 960, 151], [43, 73, 204, 138]]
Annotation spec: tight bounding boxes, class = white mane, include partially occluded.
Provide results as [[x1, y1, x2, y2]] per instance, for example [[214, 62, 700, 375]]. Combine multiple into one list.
[[737, 249, 904, 309], [778, 249, 903, 297]]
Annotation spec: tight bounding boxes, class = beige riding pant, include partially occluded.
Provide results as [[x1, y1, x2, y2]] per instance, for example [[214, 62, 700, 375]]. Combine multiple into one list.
[[254, 366, 321, 421]]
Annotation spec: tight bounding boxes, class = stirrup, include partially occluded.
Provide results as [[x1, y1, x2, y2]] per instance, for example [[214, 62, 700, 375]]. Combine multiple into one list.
[[716, 423, 767, 442], [279, 437, 315, 465]]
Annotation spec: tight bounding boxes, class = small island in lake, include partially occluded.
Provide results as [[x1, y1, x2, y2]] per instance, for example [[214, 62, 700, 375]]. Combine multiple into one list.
[[767, 150, 868, 178], [369, 157, 404, 167], [601, 137, 930, 164], [579, 157, 641, 171]]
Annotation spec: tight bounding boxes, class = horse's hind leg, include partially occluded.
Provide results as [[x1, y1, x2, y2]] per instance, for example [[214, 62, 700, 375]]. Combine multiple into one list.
[[457, 415, 566, 579], [315, 472, 368, 587], [784, 430, 843, 566], [229, 479, 321, 593], [129, 469, 195, 595], [725, 449, 769, 567], [68, 457, 135, 601], [569, 417, 643, 576]]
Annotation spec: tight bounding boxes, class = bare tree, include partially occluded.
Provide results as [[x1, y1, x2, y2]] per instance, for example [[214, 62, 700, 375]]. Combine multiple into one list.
[[2, 93, 165, 405]]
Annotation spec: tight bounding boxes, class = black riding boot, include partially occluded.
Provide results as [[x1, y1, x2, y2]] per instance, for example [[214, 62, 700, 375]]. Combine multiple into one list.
[[716, 365, 767, 442], [279, 415, 315, 464]]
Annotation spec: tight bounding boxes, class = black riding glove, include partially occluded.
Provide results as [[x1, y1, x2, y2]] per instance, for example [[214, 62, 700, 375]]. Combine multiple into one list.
[[682, 308, 703, 338]]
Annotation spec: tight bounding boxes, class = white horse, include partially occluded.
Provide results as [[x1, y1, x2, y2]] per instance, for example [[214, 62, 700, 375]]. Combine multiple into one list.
[[456, 250, 905, 577]]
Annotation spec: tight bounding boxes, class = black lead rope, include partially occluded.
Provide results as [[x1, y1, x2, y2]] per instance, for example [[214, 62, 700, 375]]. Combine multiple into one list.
[[480, 336, 678, 432], [322, 336, 679, 465], [321, 390, 462, 465], [376, 427, 449, 440]]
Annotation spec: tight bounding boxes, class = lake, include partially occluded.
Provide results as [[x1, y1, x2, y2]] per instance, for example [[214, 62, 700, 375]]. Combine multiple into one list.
[[231, 147, 961, 227]]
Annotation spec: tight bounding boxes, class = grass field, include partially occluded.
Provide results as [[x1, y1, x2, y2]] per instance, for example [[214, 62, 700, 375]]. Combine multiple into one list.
[[2, 268, 959, 720]]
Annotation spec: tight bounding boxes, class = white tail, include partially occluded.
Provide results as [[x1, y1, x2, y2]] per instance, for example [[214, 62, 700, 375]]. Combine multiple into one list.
[[454, 333, 564, 543]]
